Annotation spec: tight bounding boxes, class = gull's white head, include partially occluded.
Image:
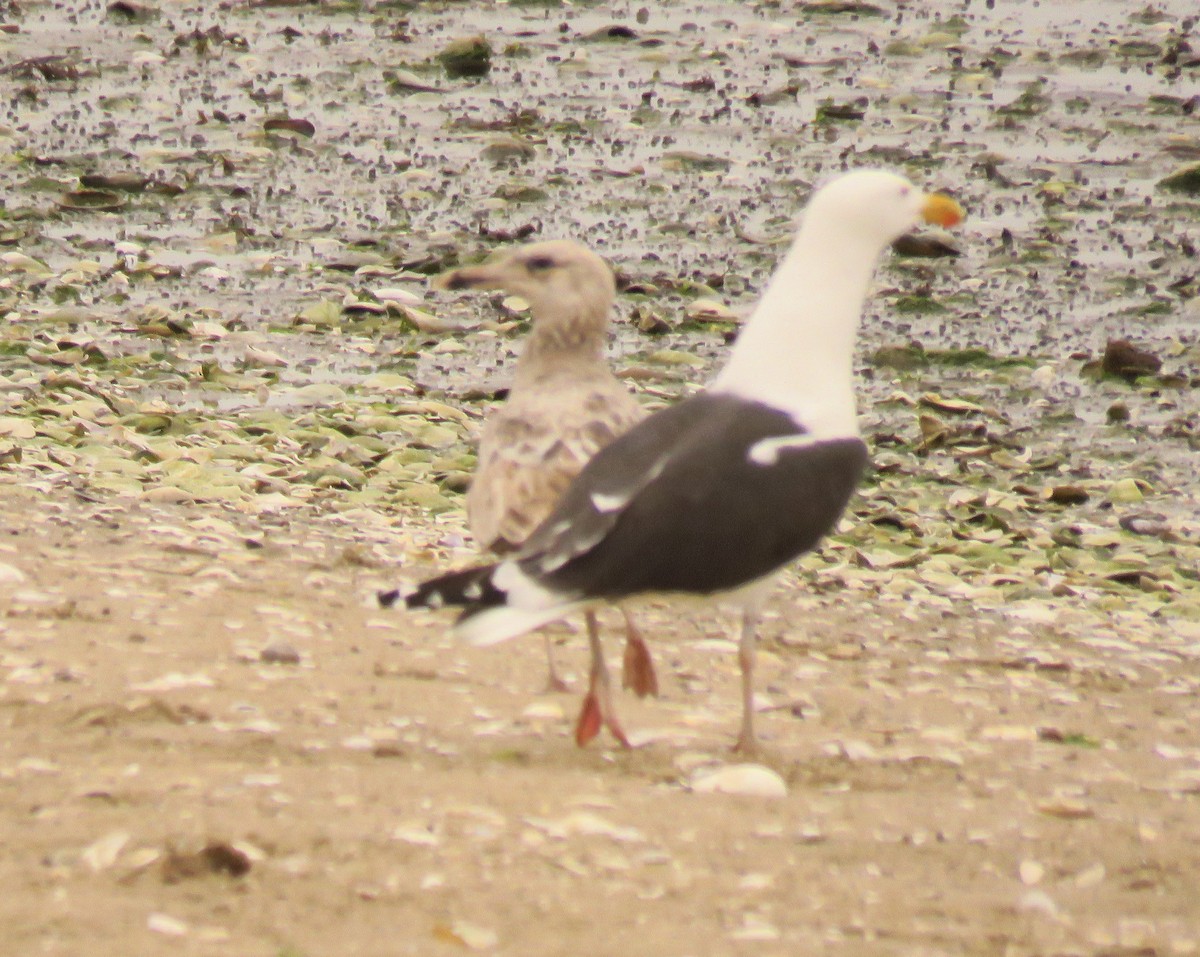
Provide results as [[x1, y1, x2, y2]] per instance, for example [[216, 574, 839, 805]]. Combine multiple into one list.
[[804, 169, 964, 251], [711, 169, 965, 428]]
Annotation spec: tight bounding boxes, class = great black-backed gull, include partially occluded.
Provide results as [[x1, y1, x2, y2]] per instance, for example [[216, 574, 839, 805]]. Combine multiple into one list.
[[430, 239, 656, 746], [407, 170, 963, 752]]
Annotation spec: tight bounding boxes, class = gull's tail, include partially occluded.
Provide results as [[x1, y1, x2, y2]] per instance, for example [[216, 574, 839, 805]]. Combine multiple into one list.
[[399, 562, 583, 648], [400, 564, 503, 611]]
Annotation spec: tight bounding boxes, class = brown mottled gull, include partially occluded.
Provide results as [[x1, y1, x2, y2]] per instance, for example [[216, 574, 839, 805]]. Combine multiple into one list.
[[432, 239, 656, 747]]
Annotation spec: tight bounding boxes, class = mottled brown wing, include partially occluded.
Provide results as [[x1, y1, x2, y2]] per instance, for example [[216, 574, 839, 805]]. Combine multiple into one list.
[[467, 385, 643, 553]]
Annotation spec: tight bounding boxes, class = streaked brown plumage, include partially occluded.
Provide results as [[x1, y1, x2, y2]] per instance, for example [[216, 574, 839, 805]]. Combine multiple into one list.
[[433, 239, 656, 746]]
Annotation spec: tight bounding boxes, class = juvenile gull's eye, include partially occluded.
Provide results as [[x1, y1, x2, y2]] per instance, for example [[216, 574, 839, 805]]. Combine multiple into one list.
[[526, 256, 556, 271]]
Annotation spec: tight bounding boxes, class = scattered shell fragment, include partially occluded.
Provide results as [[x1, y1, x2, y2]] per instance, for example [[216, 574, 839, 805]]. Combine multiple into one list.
[[400, 305, 463, 334], [521, 701, 564, 721], [482, 137, 535, 164], [980, 724, 1038, 742], [392, 822, 441, 847], [263, 116, 315, 138], [1107, 478, 1147, 504], [130, 672, 215, 692], [1075, 863, 1106, 888], [1037, 797, 1095, 819], [81, 171, 150, 192], [1018, 890, 1060, 918], [525, 811, 645, 843], [685, 298, 736, 322], [147, 913, 189, 937], [499, 295, 530, 316], [1158, 162, 1200, 195], [1, 252, 53, 274], [433, 921, 498, 950], [738, 872, 774, 891], [0, 562, 27, 583], [662, 150, 732, 172], [387, 69, 442, 93], [375, 287, 424, 306], [690, 764, 787, 799], [57, 189, 127, 211], [81, 830, 131, 872], [729, 915, 782, 941], [647, 349, 706, 368]]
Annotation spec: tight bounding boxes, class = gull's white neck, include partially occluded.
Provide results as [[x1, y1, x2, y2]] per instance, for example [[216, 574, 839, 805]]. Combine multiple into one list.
[[712, 215, 886, 439]]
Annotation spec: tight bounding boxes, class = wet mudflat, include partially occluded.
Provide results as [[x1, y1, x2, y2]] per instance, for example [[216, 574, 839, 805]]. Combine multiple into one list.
[[1, 1, 1199, 955]]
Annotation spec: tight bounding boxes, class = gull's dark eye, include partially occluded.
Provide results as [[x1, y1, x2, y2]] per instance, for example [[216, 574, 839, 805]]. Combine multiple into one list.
[[526, 256, 556, 272]]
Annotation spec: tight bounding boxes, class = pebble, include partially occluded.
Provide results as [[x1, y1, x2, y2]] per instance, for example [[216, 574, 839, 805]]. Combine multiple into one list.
[[1019, 859, 1045, 885], [260, 642, 301, 665], [1075, 863, 1106, 888]]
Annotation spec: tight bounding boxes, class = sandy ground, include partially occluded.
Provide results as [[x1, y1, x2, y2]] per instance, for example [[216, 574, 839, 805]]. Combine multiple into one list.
[[3, 0, 1200, 953], [2, 486, 1198, 957]]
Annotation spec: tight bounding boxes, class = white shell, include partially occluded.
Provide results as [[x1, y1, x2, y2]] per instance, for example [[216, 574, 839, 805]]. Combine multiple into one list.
[[0, 561, 27, 583], [374, 286, 423, 305], [147, 913, 189, 937], [521, 701, 564, 721], [690, 764, 787, 799]]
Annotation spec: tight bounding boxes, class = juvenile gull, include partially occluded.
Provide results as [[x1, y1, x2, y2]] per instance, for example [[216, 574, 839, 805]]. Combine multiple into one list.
[[408, 171, 964, 752], [429, 239, 655, 746]]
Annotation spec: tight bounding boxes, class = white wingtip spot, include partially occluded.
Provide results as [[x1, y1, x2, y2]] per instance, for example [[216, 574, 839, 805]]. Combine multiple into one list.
[[747, 434, 822, 467], [747, 441, 779, 467], [590, 490, 629, 514]]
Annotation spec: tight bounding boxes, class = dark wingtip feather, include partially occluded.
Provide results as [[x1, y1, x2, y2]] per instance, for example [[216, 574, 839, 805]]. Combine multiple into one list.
[[404, 564, 506, 611], [404, 579, 446, 610], [377, 588, 401, 608]]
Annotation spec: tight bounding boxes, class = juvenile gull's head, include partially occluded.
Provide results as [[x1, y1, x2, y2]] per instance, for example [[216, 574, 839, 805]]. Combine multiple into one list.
[[434, 239, 616, 338]]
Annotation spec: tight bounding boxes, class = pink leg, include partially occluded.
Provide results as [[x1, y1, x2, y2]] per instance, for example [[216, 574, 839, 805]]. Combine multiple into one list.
[[620, 608, 658, 699], [573, 611, 631, 748], [541, 631, 571, 693], [732, 609, 760, 754]]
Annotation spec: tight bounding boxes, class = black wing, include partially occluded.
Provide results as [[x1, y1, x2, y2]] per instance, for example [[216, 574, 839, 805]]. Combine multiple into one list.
[[516, 394, 868, 598]]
